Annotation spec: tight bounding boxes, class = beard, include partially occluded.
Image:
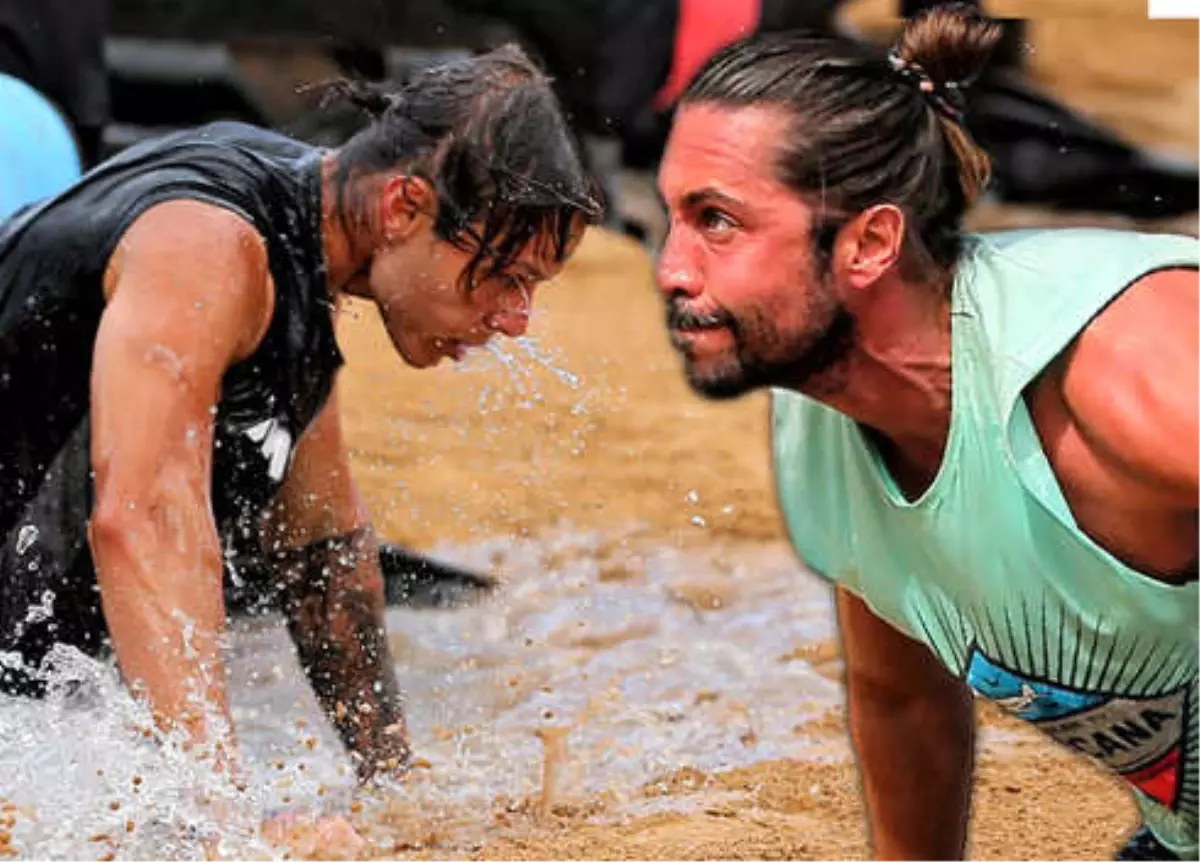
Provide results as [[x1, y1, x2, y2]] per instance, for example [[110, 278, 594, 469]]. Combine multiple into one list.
[[665, 289, 857, 401]]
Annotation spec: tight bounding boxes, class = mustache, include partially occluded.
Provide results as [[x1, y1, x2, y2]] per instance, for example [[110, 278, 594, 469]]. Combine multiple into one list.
[[665, 298, 735, 331]]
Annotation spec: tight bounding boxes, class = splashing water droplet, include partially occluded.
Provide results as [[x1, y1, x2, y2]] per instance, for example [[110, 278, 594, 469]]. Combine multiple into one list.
[[22, 590, 55, 627], [512, 338, 580, 389], [15, 525, 38, 556]]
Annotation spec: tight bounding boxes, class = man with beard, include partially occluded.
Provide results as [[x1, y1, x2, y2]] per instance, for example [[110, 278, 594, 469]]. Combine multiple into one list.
[[655, 6, 1197, 860]]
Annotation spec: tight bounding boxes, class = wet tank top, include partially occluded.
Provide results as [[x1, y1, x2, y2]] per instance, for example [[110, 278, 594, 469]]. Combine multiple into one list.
[[772, 229, 1199, 856], [0, 121, 344, 694]]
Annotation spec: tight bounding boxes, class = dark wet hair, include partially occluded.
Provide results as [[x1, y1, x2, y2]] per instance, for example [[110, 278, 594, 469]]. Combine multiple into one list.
[[682, 3, 1002, 282], [318, 44, 605, 287]]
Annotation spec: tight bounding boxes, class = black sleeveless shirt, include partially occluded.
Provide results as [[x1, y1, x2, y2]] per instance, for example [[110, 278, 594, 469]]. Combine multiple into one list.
[[0, 122, 344, 694]]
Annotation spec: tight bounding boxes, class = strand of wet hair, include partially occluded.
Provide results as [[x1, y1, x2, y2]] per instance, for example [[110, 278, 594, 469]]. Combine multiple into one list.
[[296, 78, 398, 118]]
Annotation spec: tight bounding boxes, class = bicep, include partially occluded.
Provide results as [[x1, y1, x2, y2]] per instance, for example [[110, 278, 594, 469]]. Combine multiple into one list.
[[91, 200, 272, 512], [1062, 268, 1198, 501]]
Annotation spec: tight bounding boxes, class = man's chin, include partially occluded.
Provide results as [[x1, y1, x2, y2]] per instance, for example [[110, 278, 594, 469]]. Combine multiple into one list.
[[392, 338, 436, 370], [683, 360, 757, 401], [384, 328, 441, 370]]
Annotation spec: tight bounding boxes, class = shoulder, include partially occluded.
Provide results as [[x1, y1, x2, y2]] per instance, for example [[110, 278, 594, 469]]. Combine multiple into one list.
[[769, 388, 846, 455], [104, 199, 275, 359], [107, 199, 270, 293], [1056, 266, 1198, 501]]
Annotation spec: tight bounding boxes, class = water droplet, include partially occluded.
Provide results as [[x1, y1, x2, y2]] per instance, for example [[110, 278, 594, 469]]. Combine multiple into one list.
[[16, 524, 38, 555], [690, 515, 707, 528], [685, 490, 700, 505]]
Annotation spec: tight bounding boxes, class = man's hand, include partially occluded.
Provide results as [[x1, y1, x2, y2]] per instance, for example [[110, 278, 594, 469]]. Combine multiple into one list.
[[262, 811, 368, 859], [89, 199, 273, 776]]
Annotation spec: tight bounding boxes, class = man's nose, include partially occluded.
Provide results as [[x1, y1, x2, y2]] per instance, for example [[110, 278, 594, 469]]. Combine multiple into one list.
[[488, 310, 530, 338], [656, 230, 703, 299], [486, 286, 533, 338]]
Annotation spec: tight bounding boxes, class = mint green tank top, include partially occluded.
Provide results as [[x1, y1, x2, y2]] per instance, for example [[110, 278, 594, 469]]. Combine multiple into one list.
[[772, 228, 1199, 856]]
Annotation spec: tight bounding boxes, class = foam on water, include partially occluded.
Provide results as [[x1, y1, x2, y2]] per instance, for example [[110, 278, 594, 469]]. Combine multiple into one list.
[[0, 529, 845, 859]]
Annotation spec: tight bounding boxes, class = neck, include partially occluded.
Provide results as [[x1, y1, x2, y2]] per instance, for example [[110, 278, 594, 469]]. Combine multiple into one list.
[[318, 153, 375, 299], [802, 271, 954, 464]]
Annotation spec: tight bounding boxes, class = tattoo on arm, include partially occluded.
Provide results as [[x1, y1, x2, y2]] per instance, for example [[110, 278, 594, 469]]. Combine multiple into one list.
[[273, 527, 410, 782]]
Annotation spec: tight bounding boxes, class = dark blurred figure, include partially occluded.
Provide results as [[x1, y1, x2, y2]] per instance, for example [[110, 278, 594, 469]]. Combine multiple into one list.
[[442, 0, 1197, 225], [0, 0, 108, 217], [0, 0, 109, 169]]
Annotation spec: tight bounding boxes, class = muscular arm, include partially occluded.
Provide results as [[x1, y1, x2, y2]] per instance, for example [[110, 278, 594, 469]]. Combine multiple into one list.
[[836, 587, 976, 860], [263, 386, 410, 783], [89, 200, 272, 772], [1059, 267, 1198, 503], [1031, 267, 1198, 579]]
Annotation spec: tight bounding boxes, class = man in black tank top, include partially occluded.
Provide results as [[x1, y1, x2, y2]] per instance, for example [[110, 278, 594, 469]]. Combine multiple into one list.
[[0, 44, 601, 800]]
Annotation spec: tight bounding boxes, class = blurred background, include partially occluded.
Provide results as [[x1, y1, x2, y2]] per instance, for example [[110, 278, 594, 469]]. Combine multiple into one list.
[[1, 0, 1197, 230]]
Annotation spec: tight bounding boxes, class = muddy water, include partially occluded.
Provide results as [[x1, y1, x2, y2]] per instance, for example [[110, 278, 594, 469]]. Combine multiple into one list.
[[0, 531, 849, 859]]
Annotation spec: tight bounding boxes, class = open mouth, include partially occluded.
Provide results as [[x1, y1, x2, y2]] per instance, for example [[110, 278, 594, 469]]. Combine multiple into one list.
[[667, 309, 735, 358], [666, 302, 734, 336], [671, 313, 727, 333]]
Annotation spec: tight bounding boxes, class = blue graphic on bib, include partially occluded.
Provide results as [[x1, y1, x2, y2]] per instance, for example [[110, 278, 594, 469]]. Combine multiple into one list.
[[966, 648, 1189, 812], [967, 651, 1106, 721]]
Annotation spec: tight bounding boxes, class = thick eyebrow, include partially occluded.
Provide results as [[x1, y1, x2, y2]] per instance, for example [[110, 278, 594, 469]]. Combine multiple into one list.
[[678, 187, 745, 212]]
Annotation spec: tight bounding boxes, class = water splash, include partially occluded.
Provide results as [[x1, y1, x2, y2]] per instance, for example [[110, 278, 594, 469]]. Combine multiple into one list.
[[450, 336, 583, 415], [0, 647, 332, 856], [509, 337, 580, 390], [0, 647, 285, 860], [0, 530, 845, 858], [15, 526, 38, 556]]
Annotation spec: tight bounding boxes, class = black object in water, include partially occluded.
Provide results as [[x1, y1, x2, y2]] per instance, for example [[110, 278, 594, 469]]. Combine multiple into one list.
[[225, 542, 498, 615]]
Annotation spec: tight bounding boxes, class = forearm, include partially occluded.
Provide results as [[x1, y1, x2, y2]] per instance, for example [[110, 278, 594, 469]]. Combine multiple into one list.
[[846, 670, 976, 859], [276, 525, 410, 781], [89, 497, 237, 770]]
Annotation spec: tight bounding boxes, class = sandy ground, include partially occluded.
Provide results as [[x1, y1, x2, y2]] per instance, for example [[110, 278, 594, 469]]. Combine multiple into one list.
[[328, 9, 1198, 861]]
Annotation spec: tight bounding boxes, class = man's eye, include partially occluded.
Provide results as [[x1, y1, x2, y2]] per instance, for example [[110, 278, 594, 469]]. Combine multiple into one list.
[[698, 208, 736, 232]]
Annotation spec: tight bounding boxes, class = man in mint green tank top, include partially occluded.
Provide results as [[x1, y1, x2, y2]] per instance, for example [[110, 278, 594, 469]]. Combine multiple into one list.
[[654, 5, 1197, 859]]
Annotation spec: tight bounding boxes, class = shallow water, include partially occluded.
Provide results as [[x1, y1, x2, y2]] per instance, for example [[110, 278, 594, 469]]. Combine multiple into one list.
[[0, 529, 849, 859]]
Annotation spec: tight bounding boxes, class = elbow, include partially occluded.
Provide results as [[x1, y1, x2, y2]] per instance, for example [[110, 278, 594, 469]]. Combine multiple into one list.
[[87, 495, 165, 576], [88, 496, 139, 558], [88, 485, 220, 575]]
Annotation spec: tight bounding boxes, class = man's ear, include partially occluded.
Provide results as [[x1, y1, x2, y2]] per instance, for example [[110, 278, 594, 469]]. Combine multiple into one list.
[[832, 203, 907, 291], [379, 176, 436, 242]]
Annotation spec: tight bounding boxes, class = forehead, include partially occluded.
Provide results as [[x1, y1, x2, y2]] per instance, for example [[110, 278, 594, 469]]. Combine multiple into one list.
[[658, 103, 794, 204]]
